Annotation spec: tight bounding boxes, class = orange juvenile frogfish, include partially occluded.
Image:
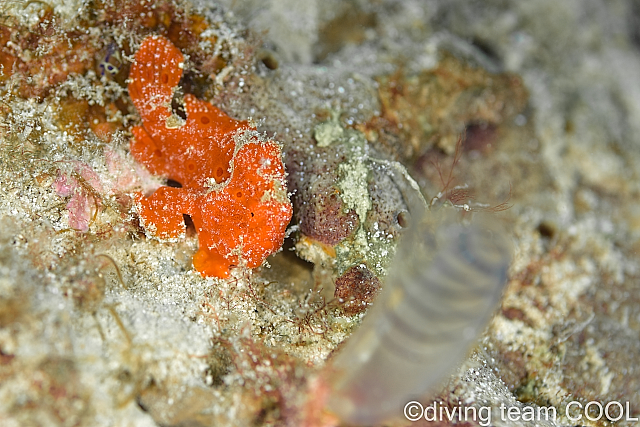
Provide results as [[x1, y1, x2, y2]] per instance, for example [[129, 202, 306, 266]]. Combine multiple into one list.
[[128, 35, 292, 278]]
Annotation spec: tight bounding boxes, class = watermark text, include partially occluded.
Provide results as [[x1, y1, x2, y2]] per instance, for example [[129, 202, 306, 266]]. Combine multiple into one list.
[[404, 400, 638, 425]]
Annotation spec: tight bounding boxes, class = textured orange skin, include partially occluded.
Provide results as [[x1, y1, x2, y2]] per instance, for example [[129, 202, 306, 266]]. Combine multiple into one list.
[[129, 35, 292, 278]]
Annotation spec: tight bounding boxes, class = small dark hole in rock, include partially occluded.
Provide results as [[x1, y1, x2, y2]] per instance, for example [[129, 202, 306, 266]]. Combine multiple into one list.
[[537, 221, 556, 239], [396, 210, 410, 228], [470, 37, 502, 67], [183, 214, 195, 236], [170, 91, 186, 120], [261, 52, 279, 70], [135, 396, 149, 413], [166, 179, 182, 188]]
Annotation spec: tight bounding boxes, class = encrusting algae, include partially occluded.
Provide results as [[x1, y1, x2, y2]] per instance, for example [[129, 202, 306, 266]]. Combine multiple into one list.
[[128, 35, 292, 278]]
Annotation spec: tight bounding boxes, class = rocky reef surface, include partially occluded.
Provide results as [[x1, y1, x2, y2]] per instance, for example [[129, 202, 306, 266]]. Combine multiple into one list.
[[1, 0, 639, 426]]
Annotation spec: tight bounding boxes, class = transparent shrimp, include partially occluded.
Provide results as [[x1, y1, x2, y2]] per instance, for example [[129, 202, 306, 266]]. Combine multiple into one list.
[[326, 209, 512, 425]]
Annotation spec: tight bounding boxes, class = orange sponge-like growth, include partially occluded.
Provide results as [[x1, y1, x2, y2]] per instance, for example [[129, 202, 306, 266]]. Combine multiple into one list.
[[128, 35, 292, 278]]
